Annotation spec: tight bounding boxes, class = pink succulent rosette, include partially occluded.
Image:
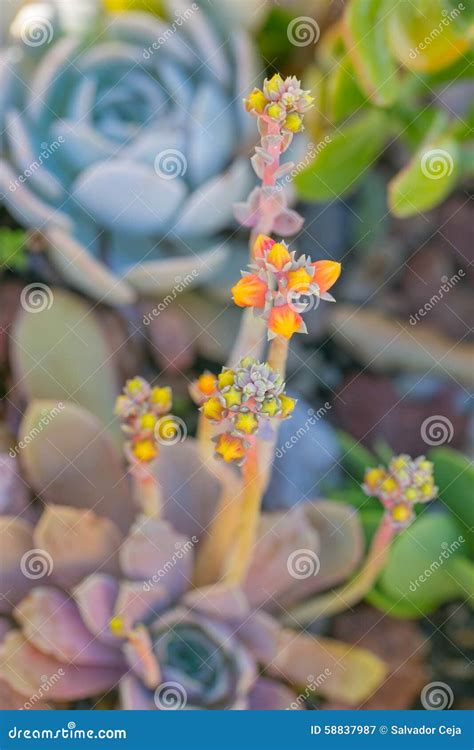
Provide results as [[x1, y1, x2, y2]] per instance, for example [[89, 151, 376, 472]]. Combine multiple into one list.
[[0, 402, 384, 710]]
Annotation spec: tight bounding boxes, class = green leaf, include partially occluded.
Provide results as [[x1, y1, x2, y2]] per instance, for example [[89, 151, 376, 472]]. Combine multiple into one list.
[[337, 431, 377, 483], [294, 110, 392, 202], [430, 447, 474, 554], [326, 60, 367, 122], [389, 136, 459, 217], [365, 586, 426, 618], [0, 228, 28, 272], [345, 0, 399, 106], [11, 287, 120, 439], [376, 513, 468, 614]]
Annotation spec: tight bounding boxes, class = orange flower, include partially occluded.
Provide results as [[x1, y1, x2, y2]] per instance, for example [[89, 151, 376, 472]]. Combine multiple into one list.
[[267, 242, 291, 270], [197, 372, 217, 396], [268, 304, 304, 339], [232, 274, 267, 308], [312, 261, 341, 295], [287, 267, 313, 292], [215, 433, 247, 464], [253, 234, 275, 259]]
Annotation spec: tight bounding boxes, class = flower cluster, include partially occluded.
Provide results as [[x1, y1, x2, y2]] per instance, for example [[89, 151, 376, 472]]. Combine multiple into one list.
[[197, 357, 296, 464], [363, 455, 438, 529], [245, 74, 314, 134], [231, 234, 341, 339], [115, 377, 172, 463]]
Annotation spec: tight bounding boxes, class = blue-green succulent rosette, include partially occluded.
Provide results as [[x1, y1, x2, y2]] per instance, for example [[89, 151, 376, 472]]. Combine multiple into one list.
[[0, 0, 258, 304]]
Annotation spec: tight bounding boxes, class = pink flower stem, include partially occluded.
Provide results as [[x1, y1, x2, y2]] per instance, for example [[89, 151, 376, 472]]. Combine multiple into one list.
[[130, 460, 162, 517], [283, 514, 396, 625]]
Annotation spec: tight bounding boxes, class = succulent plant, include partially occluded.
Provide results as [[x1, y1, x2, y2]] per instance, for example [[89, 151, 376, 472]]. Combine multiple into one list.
[[1, 0, 258, 304], [0, 394, 386, 710], [297, 0, 474, 217]]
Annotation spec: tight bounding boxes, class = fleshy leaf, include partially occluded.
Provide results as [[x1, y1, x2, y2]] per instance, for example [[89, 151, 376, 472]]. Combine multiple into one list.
[[344, 0, 399, 106], [429, 447, 474, 554], [389, 137, 459, 217], [19, 401, 134, 532], [11, 288, 120, 435], [375, 513, 468, 614], [268, 629, 386, 705], [295, 110, 392, 201]]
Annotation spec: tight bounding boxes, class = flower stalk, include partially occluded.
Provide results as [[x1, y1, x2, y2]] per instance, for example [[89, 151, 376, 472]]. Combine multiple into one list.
[[284, 454, 438, 625], [115, 377, 174, 518]]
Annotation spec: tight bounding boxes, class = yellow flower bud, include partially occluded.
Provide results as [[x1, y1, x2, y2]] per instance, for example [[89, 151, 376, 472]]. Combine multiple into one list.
[[215, 434, 246, 464], [381, 477, 397, 494], [279, 394, 297, 417], [140, 413, 156, 431], [391, 503, 412, 524], [201, 397, 224, 421], [405, 487, 418, 502], [261, 396, 280, 417], [267, 102, 285, 121], [109, 616, 125, 637], [234, 412, 259, 435], [283, 113, 303, 133], [132, 438, 158, 463], [245, 88, 267, 114], [217, 369, 235, 389], [197, 372, 217, 396], [222, 386, 242, 409], [287, 267, 313, 292], [150, 386, 172, 412]]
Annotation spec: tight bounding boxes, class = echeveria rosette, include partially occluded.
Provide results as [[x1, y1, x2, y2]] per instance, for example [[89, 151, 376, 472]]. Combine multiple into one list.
[[0, 446, 384, 710], [0, 1, 258, 304]]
